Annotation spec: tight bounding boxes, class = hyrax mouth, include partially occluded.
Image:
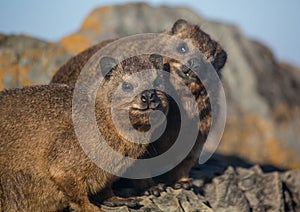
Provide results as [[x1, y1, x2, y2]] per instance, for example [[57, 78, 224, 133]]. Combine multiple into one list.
[[129, 89, 168, 131], [172, 57, 210, 82]]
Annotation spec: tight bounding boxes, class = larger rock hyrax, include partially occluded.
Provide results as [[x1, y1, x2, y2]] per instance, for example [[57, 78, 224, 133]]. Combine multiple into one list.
[[0, 54, 169, 211]]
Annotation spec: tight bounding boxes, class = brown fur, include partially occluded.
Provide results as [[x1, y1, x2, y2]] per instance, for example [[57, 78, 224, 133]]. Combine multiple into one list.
[[50, 19, 227, 191], [0, 55, 169, 211]]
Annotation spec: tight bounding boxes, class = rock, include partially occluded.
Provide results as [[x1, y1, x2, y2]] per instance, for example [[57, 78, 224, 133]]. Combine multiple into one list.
[[281, 169, 300, 211], [102, 187, 212, 212], [0, 34, 71, 89], [206, 166, 300, 211], [202, 166, 300, 211], [237, 166, 283, 211], [100, 155, 300, 211], [204, 166, 250, 211]]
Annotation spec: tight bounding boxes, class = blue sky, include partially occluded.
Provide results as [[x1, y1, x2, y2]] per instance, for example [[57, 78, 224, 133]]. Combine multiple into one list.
[[0, 0, 299, 67]]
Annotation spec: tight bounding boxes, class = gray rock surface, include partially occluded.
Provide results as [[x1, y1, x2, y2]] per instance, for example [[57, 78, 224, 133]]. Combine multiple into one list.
[[0, 34, 71, 89], [101, 155, 300, 211]]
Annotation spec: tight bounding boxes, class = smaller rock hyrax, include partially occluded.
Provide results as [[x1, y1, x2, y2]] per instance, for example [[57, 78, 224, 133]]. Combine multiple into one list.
[[0, 54, 169, 211], [114, 20, 227, 194], [155, 19, 227, 188]]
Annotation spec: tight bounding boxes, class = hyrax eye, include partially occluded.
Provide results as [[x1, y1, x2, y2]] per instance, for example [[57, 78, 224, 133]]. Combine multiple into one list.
[[177, 42, 189, 54], [122, 82, 133, 91]]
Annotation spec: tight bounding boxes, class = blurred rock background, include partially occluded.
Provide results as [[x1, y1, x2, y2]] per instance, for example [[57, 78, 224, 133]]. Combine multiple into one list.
[[1, 2, 299, 169]]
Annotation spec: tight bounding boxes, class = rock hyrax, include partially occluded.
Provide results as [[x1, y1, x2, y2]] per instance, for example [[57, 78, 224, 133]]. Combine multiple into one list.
[[0, 54, 169, 211], [155, 19, 227, 188]]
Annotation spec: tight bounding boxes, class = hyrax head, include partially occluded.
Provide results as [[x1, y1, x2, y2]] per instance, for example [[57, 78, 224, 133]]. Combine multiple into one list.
[[97, 54, 169, 132], [164, 19, 228, 99], [166, 19, 227, 88]]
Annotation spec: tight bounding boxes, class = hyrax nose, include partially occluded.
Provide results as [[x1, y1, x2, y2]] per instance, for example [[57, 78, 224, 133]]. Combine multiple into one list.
[[141, 89, 160, 109]]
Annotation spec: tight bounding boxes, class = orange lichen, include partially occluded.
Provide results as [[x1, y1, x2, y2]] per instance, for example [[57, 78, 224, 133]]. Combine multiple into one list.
[[81, 6, 111, 33], [19, 65, 31, 87], [60, 34, 91, 54], [0, 42, 70, 90], [272, 103, 294, 129], [264, 138, 299, 169], [59, 6, 113, 54], [0, 52, 19, 89]]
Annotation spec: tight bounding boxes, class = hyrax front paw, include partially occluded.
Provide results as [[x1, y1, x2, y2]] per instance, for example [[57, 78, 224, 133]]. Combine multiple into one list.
[[173, 178, 193, 190], [143, 183, 166, 197]]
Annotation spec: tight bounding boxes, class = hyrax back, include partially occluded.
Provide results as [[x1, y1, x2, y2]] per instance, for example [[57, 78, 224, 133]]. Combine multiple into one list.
[[0, 54, 169, 211], [51, 39, 116, 85]]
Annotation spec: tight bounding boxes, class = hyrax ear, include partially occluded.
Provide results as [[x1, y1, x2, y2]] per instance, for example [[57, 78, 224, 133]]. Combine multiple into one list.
[[212, 49, 227, 75], [99, 56, 118, 78], [149, 53, 163, 70], [163, 63, 170, 73], [171, 19, 189, 34]]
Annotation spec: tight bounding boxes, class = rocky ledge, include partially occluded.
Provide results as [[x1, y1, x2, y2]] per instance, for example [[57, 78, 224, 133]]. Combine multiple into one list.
[[101, 154, 300, 211]]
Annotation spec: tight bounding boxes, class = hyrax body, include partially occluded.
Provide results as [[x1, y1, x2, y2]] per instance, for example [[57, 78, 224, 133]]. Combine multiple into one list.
[[50, 19, 227, 191], [0, 54, 169, 211]]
